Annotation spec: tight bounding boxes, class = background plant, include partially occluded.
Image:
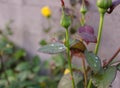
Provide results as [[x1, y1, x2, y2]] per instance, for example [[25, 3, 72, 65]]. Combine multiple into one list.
[[0, 22, 67, 88]]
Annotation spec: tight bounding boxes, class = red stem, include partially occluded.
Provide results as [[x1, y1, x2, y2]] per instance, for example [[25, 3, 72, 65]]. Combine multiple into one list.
[[61, 0, 65, 7], [104, 48, 120, 67]]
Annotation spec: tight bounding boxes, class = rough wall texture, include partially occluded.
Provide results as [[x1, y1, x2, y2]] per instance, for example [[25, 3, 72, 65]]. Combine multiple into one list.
[[0, 0, 120, 87]]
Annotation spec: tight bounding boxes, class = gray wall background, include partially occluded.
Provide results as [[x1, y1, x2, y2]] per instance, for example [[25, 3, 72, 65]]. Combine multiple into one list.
[[0, 0, 120, 87]]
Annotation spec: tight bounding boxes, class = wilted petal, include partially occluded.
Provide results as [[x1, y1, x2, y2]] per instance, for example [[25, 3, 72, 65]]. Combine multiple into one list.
[[78, 25, 94, 34], [79, 32, 97, 44]]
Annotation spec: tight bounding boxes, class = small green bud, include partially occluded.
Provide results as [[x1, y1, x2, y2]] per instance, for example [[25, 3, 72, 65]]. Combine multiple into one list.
[[80, 4, 87, 15], [97, 0, 112, 10], [60, 12, 71, 29]]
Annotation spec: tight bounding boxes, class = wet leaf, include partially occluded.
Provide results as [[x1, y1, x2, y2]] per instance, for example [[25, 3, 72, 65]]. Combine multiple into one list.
[[38, 42, 66, 54], [85, 50, 102, 73], [58, 72, 83, 88], [92, 66, 117, 88]]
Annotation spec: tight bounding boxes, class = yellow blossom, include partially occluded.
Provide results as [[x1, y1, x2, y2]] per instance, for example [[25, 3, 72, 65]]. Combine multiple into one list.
[[64, 68, 70, 75], [41, 6, 51, 18]]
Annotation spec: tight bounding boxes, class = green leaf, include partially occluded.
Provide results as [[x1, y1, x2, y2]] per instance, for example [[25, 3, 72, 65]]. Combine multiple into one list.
[[36, 76, 48, 83], [0, 36, 14, 54], [15, 62, 31, 71], [58, 72, 83, 88], [3, 43, 13, 54], [32, 55, 41, 66], [39, 39, 47, 46], [92, 66, 117, 88], [52, 54, 65, 67], [0, 85, 5, 88], [85, 50, 102, 73], [17, 71, 31, 81], [39, 43, 66, 54], [9, 81, 20, 88], [13, 49, 26, 59]]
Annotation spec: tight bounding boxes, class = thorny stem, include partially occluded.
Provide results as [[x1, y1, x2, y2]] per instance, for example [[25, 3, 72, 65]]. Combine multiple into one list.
[[65, 29, 75, 88], [104, 48, 120, 67], [94, 13, 105, 55]]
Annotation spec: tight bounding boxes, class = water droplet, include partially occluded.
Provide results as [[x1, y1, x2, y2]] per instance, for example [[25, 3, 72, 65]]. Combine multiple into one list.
[[59, 47, 64, 50], [95, 57, 98, 60], [51, 44, 54, 46]]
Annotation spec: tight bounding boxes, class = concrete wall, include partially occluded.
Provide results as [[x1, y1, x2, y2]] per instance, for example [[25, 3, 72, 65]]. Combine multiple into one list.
[[0, 0, 120, 87]]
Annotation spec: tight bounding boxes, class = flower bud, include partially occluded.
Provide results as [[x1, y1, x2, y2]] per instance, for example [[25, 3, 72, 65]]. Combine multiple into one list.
[[80, 4, 87, 15], [60, 11, 71, 29], [97, 0, 112, 9]]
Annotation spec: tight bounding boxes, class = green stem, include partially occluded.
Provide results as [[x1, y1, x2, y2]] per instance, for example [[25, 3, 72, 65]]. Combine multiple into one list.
[[65, 29, 76, 88], [88, 13, 105, 88], [82, 57, 87, 88], [94, 13, 105, 55], [81, 14, 85, 26], [87, 79, 92, 88]]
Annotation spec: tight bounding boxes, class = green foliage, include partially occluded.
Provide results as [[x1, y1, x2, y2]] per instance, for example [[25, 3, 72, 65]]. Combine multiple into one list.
[[85, 50, 102, 73], [92, 66, 117, 88], [39, 39, 47, 46], [0, 34, 66, 88], [13, 49, 26, 60], [39, 42, 66, 54]]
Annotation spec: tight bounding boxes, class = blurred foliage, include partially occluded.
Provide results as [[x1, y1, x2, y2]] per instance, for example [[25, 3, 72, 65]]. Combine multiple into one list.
[[0, 36, 66, 88], [0, 22, 67, 88]]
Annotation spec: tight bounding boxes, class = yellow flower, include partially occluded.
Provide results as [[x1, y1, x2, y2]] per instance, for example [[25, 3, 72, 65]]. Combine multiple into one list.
[[64, 68, 70, 75], [41, 6, 51, 18]]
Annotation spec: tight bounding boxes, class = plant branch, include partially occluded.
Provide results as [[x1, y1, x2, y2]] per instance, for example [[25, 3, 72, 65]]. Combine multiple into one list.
[[94, 13, 105, 55], [103, 48, 120, 67], [82, 55, 87, 88], [65, 29, 75, 88], [87, 79, 92, 88], [60, 0, 65, 7], [90, 10, 105, 88]]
